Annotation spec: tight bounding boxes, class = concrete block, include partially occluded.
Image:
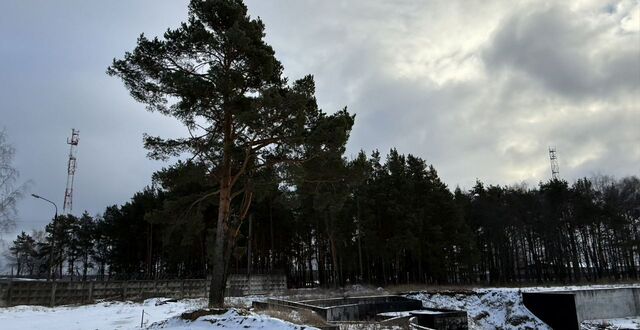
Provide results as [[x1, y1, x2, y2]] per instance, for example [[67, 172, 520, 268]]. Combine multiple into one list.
[[523, 287, 640, 330]]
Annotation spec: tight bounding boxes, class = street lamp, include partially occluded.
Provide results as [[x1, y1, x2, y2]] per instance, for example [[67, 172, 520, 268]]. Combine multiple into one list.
[[31, 194, 58, 281]]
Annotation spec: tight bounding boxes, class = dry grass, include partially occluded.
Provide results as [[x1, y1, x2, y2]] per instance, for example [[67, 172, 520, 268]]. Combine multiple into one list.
[[281, 286, 390, 302], [258, 307, 329, 328], [385, 279, 640, 295], [337, 322, 403, 330], [385, 283, 478, 295], [260, 309, 404, 329]]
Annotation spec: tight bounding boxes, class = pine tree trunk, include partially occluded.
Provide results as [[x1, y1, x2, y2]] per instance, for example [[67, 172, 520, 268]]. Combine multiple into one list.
[[307, 236, 314, 286], [209, 180, 230, 307], [208, 110, 233, 307], [83, 254, 88, 282], [325, 211, 340, 287]]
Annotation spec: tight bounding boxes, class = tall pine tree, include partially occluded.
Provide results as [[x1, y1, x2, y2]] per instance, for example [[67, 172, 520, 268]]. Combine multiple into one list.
[[108, 0, 353, 306]]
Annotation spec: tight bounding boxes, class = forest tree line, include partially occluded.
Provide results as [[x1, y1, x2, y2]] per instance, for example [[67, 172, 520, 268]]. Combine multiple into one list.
[[8, 149, 640, 286]]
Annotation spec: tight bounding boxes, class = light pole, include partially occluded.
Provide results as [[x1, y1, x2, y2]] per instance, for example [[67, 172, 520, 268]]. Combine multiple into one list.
[[32, 194, 58, 281]]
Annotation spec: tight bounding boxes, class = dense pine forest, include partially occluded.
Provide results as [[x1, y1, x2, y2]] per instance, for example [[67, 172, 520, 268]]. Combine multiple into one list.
[[8, 149, 640, 286]]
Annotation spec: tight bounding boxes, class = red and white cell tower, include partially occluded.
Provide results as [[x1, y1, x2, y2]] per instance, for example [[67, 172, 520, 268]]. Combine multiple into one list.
[[63, 129, 79, 213]]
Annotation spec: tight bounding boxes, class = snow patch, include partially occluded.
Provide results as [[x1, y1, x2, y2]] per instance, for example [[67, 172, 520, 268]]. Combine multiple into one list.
[[583, 317, 640, 329], [406, 288, 549, 330], [0, 298, 317, 330], [406, 285, 640, 330], [149, 309, 318, 330], [0, 298, 206, 330]]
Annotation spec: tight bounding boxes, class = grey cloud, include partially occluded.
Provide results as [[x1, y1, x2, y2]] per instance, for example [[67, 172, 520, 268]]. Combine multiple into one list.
[[247, 0, 638, 188], [0, 0, 638, 251], [484, 5, 640, 99]]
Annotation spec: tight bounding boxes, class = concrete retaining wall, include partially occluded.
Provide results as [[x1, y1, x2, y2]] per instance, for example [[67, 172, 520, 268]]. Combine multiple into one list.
[[0, 274, 286, 307], [255, 296, 425, 323], [301, 296, 424, 322], [522, 287, 640, 330], [409, 316, 435, 330], [226, 274, 287, 296], [573, 288, 640, 321], [256, 296, 467, 329], [411, 310, 468, 330], [0, 279, 206, 307], [256, 298, 330, 318]]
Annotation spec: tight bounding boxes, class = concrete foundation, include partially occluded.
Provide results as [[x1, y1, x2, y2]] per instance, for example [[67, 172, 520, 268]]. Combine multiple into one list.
[[253, 295, 468, 329], [522, 287, 640, 330], [254, 295, 423, 322], [410, 310, 468, 330], [303, 296, 424, 322]]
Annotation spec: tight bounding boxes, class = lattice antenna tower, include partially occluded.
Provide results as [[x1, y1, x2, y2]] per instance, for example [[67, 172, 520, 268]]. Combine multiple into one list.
[[549, 146, 559, 180], [63, 129, 79, 213]]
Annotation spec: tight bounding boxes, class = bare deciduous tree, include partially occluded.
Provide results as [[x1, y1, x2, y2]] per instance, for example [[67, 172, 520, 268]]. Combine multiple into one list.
[[0, 129, 28, 234]]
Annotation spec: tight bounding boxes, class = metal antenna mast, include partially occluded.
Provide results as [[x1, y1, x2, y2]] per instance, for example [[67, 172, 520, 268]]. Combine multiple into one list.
[[548, 146, 559, 180], [63, 129, 79, 213]]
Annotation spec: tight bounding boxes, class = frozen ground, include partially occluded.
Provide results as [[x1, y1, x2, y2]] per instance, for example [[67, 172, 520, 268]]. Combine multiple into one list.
[[0, 284, 639, 329]]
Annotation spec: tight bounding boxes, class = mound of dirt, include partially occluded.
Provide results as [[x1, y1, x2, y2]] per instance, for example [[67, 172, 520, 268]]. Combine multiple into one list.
[[180, 308, 227, 321]]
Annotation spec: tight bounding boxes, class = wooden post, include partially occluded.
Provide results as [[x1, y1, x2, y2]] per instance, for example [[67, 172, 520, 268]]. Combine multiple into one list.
[[178, 280, 182, 299], [247, 214, 252, 296], [88, 281, 94, 303], [6, 279, 13, 306], [50, 282, 57, 307]]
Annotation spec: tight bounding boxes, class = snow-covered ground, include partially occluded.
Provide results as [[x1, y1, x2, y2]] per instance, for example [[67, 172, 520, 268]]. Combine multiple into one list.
[[1, 284, 639, 329], [0, 298, 313, 330], [406, 284, 640, 330], [407, 288, 549, 329], [0, 298, 206, 330], [149, 309, 316, 330]]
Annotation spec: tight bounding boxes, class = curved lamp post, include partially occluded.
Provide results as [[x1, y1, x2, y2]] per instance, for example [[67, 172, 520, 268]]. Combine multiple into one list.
[[31, 194, 58, 281]]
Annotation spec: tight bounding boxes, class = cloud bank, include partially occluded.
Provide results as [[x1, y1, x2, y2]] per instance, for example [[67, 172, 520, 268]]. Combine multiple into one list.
[[0, 0, 638, 240]]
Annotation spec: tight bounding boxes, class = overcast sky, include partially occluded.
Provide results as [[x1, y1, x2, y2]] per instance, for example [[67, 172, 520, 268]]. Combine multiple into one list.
[[0, 0, 638, 245]]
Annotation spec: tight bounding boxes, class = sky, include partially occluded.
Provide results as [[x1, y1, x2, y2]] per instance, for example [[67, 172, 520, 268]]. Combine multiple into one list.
[[0, 0, 638, 247]]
